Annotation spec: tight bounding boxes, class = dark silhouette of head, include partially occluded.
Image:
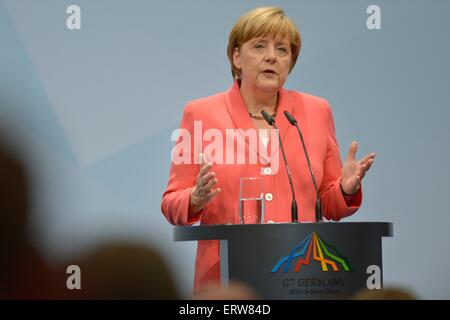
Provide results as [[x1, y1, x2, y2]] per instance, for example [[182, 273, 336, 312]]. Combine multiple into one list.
[[190, 280, 259, 300], [351, 287, 417, 300], [0, 140, 59, 299], [74, 242, 179, 299]]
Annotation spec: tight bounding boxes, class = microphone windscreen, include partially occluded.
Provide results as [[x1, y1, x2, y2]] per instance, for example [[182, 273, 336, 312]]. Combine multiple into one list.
[[284, 111, 297, 125], [261, 110, 275, 125]]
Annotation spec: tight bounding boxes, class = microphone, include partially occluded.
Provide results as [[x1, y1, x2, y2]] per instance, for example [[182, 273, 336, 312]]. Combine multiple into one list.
[[261, 110, 298, 223], [284, 110, 323, 222]]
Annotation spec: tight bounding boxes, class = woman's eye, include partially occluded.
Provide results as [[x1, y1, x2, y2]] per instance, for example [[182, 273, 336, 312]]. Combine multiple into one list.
[[254, 43, 264, 49], [277, 47, 289, 56]]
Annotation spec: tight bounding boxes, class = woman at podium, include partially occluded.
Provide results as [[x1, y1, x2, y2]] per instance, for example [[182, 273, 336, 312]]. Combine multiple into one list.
[[161, 7, 375, 293]]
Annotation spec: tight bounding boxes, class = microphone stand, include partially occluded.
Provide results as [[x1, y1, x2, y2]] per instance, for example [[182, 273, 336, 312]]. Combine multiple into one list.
[[284, 111, 323, 222], [261, 110, 298, 223]]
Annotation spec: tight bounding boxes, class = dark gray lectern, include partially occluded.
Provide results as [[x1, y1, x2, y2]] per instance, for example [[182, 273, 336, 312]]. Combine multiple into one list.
[[174, 222, 393, 299]]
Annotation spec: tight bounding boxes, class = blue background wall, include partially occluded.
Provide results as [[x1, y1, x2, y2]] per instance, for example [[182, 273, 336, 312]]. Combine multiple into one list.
[[1, 0, 449, 298]]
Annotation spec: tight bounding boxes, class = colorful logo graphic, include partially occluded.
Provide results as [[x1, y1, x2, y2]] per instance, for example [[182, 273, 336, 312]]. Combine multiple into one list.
[[271, 232, 352, 273]]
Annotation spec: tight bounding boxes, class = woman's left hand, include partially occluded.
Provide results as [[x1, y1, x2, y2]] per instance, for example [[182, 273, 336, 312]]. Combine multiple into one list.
[[341, 141, 375, 195]]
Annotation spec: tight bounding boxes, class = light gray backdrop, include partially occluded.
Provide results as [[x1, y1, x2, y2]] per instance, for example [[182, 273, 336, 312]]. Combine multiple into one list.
[[1, 0, 449, 299]]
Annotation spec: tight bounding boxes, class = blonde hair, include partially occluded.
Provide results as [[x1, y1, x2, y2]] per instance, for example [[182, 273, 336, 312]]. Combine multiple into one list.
[[227, 7, 302, 80]]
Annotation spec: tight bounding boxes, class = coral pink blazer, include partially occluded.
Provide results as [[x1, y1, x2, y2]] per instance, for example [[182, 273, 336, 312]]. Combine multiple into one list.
[[161, 81, 362, 292]]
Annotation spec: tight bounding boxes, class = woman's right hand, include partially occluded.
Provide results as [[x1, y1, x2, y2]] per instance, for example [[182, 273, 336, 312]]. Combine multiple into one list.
[[189, 154, 221, 215]]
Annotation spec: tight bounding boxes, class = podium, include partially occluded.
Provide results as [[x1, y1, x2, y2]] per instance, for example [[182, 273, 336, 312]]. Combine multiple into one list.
[[174, 222, 393, 299]]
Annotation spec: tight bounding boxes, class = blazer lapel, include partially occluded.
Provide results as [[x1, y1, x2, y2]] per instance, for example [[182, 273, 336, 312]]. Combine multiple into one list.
[[269, 87, 294, 158], [224, 82, 303, 163], [225, 81, 268, 162]]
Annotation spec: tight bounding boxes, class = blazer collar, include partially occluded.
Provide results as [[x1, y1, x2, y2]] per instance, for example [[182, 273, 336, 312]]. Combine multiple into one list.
[[225, 81, 294, 159]]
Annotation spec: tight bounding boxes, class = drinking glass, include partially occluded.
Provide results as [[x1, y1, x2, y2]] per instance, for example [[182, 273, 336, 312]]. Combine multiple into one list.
[[239, 177, 264, 224]]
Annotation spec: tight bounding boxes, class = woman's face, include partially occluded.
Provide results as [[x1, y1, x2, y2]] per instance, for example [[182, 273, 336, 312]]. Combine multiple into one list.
[[233, 36, 292, 92]]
